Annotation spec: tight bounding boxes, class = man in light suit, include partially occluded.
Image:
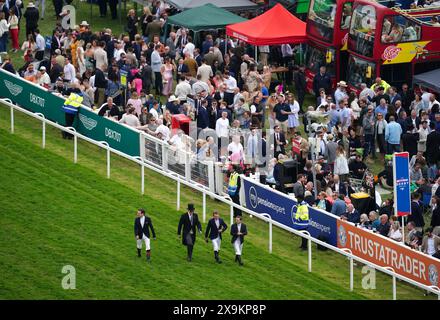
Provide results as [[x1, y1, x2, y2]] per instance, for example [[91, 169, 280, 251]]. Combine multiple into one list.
[[178, 203, 202, 262], [230, 215, 248, 266], [134, 208, 156, 262], [205, 211, 228, 264]]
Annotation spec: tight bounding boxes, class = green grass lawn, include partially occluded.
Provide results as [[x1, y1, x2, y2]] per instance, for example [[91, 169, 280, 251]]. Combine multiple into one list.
[[0, 105, 436, 300]]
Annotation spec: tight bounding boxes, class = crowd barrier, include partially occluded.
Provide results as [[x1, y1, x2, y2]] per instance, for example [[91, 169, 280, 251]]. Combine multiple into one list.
[[1, 69, 440, 299]]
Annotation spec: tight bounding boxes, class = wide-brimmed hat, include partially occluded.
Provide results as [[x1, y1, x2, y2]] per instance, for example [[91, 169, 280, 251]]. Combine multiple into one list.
[[187, 203, 195, 211], [168, 95, 179, 102], [337, 81, 348, 87], [27, 2, 35, 7], [80, 21, 89, 26]]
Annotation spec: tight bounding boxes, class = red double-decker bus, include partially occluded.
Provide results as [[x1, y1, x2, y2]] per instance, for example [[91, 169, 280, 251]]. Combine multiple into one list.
[[346, 1, 440, 91], [305, 0, 354, 92]]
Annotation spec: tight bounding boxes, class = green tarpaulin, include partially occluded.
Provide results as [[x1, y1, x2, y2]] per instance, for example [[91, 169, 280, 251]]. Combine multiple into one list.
[[166, 3, 247, 31], [296, 0, 310, 14]]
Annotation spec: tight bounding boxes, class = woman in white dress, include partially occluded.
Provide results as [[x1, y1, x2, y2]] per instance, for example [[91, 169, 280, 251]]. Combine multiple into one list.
[[77, 40, 86, 77], [334, 145, 349, 182], [287, 93, 300, 135]]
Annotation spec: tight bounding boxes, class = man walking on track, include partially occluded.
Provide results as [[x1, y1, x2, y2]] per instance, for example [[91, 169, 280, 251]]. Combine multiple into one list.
[[205, 211, 228, 264], [134, 208, 156, 262], [230, 215, 248, 266], [178, 203, 202, 262]]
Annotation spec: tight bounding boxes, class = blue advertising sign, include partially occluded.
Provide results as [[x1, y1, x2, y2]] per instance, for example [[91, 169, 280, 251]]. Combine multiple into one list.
[[393, 152, 411, 217], [243, 177, 338, 246]]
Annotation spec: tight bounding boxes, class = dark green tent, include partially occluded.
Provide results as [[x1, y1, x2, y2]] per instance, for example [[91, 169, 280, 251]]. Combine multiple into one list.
[[166, 3, 247, 31]]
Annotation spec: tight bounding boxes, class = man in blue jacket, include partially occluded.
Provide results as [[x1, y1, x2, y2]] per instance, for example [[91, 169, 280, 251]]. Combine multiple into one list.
[[331, 194, 347, 217], [385, 115, 402, 154], [205, 211, 228, 264]]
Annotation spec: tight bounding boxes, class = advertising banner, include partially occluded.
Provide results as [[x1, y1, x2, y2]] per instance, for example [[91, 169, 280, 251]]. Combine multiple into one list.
[[77, 108, 140, 157], [0, 69, 67, 125], [242, 177, 338, 246], [393, 152, 411, 217], [337, 219, 440, 287], [0, 69, 141, 157]]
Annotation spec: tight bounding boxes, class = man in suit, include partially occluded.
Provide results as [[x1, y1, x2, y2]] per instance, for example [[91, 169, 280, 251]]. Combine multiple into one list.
[[230, 215, 248, 266], [176, 58, 189, 80], [312, 65, 332, 96], [402, 124, 419, 158], [273, 125, 287, 159], [196, 98, 209, 131], [409, 193, 425, 232], [178, 203, 202, 262], [421, 227, 440, 256], [426, 123, 440, 165], [205, 211, 228, 264], [293, 65, 307, 112], [405, 110, 420, 131], [134, 208, 156, 262]]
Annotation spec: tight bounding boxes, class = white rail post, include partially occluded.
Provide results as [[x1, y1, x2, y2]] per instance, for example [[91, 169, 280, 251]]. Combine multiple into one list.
[[42, 120, 46, 149], [107, 147, 111, 179], [134, 156, 144, 194], [35, 113, 45, 149], [261, 214, 272, 254], [230, 204, 234, 226], [103, 142, 110, 179], [177, 180, 181, 211], [202, 190, 206, 223], [392, 275, 396, 300], [308, 234, 312, 273], [342, 248, 354, 292], [384, 267, 397, 300], [350, 257, 354, 291], [10, 105, 14, 133], [269, 219, 272, 253], [73, 131, 77, 164], [141, 163, 145, 195]]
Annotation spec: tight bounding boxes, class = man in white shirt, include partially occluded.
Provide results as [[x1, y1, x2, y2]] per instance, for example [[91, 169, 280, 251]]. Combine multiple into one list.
[[429, 93, 440, 111], [216, 111, 230, 139], [34, 29, 46, 61], [149, 100, 160, 120], [113, 41, 126, 62], [151, 44, 163, 95], [63, 57, 76, 83], [36, 66, 51, 87], [175, 76, 191, 103], [223, 71, 237, 106], [182, 36, 195, 58]]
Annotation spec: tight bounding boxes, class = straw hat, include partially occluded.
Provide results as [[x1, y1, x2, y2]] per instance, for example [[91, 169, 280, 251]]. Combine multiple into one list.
[[337, 81, 348, 87]]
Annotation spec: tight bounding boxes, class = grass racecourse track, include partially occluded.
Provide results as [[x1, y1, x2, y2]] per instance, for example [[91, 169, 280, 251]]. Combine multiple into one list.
[[0, 106, 437, 300]]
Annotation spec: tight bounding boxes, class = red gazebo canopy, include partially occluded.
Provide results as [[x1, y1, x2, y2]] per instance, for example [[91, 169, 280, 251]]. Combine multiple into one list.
[[226, 4, 307, 45]]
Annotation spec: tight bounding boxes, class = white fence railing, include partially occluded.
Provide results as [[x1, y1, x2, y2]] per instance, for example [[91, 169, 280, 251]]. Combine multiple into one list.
[[1, 98, 440, 300]]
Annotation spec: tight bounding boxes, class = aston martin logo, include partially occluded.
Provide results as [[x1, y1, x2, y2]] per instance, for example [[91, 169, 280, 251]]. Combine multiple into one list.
[[79, 113, 97, 130], [4, 80, 23, 96]]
